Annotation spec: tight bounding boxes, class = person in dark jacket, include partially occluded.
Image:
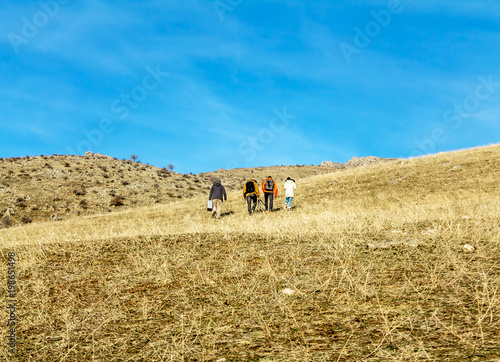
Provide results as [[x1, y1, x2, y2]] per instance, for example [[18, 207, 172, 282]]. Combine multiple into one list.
[[243, 179, 260, 214], [209, 179, 227, 219]]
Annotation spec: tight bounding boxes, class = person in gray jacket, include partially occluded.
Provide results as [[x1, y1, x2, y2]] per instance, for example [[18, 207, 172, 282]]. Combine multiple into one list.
[[209, 179, 227, 219]]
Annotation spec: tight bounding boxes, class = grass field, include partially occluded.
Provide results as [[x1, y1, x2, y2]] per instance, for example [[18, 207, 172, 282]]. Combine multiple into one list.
[[0, 153, 340, 225], [1, 145, 500, 360]]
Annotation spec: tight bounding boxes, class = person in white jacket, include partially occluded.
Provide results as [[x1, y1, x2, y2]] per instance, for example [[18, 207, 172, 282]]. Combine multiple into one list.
[[284, 177, 297, 211]]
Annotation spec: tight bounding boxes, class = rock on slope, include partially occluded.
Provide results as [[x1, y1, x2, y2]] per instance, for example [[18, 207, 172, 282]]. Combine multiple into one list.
[[321, 156, 398, 169]]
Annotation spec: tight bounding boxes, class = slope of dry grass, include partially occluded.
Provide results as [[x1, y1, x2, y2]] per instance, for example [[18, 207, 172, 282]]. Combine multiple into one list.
[[0, 154, 339, 227], [5, 233, 499, 361], [0, 154, 211, 225], [1, 145, 499, 360]]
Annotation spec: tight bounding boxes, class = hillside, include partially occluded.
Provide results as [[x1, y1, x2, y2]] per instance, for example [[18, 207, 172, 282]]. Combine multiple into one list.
[[1, 145, 499, 360], [0, 153, 341, 227], [0, 152, 209, 225]]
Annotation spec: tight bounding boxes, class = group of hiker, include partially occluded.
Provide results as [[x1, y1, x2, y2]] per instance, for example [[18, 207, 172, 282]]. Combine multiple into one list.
[[208, 176, 297, 219]]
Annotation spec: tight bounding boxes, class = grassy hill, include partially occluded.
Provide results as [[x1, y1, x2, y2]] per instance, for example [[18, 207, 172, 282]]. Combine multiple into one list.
[[1, 145, 499, 360], [0, 153, 339, 227]]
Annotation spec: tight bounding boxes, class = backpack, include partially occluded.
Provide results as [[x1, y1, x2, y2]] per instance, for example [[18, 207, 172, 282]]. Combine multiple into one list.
[[264, 179, 274, 192], [245, 180, 255, 194]]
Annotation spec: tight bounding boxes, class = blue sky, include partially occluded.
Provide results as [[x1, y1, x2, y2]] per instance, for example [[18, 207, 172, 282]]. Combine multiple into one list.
[[1, 0, 499, 173]]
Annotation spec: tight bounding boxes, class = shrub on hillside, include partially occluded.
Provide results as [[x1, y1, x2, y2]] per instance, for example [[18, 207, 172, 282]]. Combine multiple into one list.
[[73, 189, 86, 196], [110, 196, 125, 207], [157, 168, 170, 178], [1, 215, 13, 228]]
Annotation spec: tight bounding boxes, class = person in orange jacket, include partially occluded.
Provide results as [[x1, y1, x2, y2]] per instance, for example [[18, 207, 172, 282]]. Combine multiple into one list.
[[262, 176, 278, 211]]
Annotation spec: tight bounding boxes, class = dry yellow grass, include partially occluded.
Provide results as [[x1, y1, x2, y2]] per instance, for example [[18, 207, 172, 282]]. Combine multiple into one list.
[[0, 154, 339, 226], [0, 154, 216, 225], [1, 145, 499, 360]]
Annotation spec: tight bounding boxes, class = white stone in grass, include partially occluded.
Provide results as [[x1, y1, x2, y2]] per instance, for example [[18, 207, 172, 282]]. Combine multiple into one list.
[[282, 288, 295, 296], [463, 244, 475, 252], [462, 215, 471, 220], [216, 359, 227, 362]]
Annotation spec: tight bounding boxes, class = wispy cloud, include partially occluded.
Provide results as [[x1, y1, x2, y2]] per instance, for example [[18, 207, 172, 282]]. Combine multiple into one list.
[[1, 0, 499, 171]]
